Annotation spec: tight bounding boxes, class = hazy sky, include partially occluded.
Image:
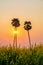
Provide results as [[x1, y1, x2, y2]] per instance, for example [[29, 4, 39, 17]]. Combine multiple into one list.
[[0, 0, 43, 47]]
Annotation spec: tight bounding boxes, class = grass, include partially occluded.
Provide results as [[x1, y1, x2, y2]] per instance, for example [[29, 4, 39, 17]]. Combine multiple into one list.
[[0, 44, 43, 65]]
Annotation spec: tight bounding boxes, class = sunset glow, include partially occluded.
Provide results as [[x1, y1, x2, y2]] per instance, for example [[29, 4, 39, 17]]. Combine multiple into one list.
[[0, 0, 43, 47], [13, 30, 18, 34]]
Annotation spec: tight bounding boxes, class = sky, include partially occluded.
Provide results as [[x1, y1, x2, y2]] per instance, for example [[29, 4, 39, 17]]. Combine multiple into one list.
[[0, 0, 43, 47]]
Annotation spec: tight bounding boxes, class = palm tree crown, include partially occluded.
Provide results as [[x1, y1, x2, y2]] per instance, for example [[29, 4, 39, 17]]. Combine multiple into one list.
[[11, 18, 20, 27], [24, 21, 32, 31]]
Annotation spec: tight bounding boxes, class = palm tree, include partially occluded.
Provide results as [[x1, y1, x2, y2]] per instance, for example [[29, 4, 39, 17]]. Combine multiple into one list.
[[11, 18, 20, 48], [24, 21, 32, 48]]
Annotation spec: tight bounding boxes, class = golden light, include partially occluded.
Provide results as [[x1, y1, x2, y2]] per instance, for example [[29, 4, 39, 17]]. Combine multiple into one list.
[[13, 30, 18, 34], [9, 26, 20, 36]]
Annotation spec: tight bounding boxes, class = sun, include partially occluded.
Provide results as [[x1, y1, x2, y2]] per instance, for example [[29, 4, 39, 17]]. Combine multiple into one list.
[[13, 30, 18, 34], [9, 27, 19, 35]]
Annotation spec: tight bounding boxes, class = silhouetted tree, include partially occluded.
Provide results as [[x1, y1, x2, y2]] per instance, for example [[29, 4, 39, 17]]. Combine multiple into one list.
[[24, 21, 32, 48], [11, 18, 20, 48]]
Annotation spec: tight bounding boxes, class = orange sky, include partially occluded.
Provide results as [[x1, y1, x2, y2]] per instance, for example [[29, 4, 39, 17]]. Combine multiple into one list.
[[0, 0, 43, 47]]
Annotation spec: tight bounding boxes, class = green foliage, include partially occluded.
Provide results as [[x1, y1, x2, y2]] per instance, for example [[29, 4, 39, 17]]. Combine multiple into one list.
[[0, 45, 43, 65]]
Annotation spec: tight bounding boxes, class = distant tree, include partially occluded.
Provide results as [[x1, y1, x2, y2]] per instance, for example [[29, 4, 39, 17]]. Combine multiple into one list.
[[11, 18, 20, 48], [24, 21, 32, 48]]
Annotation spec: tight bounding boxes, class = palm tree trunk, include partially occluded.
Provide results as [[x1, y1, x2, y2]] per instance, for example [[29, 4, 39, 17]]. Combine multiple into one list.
[[15, 27, 17, 48], [13, 27, 17, 48], [13, 34, 15, 47], [28, 31, 31, 48]]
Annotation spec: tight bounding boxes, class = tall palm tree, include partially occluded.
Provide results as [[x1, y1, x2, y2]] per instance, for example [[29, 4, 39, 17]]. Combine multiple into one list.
[[11, 18, 20, 48], [24, 21, 32, 48]]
